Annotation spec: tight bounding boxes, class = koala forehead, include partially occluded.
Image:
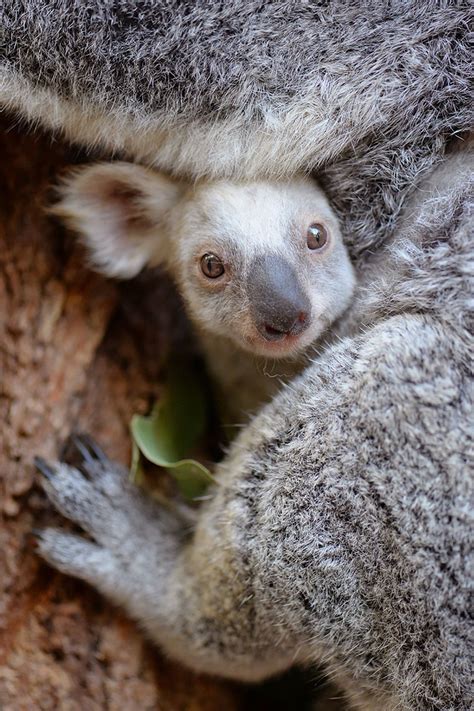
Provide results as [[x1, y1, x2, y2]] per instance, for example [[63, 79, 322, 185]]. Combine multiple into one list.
[[179, 177, 339, 258]]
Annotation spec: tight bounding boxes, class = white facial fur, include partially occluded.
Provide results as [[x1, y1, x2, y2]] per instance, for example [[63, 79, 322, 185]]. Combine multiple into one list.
[[53, 163, 355, 359]]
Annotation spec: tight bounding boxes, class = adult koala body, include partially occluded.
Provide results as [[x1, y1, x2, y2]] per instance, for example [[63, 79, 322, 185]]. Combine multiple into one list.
[[2, 2, 473, 710]]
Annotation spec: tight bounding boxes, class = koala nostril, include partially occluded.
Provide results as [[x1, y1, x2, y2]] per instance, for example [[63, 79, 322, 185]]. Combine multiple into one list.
[[262, 312, 310, 341], [264, 324, 287, 341]]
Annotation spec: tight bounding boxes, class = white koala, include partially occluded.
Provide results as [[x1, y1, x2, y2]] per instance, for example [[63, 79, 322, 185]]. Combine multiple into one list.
[[54, 163, 355, 417]]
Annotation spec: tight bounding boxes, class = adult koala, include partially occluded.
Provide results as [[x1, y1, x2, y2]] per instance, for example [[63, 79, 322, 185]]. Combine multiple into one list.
[[1, 3, 472, 710]]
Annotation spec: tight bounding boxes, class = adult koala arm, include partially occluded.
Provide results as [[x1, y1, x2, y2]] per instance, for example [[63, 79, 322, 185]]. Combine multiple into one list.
[[36, 156, 473, 710]]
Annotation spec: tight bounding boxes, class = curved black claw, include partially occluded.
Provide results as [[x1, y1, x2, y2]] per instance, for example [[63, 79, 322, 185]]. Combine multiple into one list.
[[34, 456, 56, 480], [60, 433, 108, 468]]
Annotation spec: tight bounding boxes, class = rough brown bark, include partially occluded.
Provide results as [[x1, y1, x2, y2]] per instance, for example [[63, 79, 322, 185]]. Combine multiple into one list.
[[0, 117, 342, 711]]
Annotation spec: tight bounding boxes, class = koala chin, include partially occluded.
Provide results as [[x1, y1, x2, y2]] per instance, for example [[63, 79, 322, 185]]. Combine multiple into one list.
[[53, 162, 355, 417]]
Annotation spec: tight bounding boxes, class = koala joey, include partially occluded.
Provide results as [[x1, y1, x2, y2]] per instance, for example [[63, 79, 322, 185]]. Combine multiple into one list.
[[54, 163, 355, 418]]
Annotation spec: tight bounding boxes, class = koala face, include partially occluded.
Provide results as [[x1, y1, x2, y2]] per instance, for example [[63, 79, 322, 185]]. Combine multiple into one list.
[[169, 179, 355, 358], [53, 164, 355, 360]]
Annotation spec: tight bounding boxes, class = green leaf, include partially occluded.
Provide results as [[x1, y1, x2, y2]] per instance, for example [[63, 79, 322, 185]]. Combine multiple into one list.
[[130, 362, 215, 500]]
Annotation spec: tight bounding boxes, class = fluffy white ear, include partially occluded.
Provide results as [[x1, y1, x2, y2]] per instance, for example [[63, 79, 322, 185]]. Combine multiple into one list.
[[52, 162, 183, 278]]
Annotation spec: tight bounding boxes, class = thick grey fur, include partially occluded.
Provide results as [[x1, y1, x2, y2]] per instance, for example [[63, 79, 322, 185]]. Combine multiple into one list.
[[1, 3, 473, 709], [1, 2, 472, 256]]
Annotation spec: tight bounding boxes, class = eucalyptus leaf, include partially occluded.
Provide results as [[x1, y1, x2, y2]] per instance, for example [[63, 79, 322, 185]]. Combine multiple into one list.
[[130, 363, 215, 500]]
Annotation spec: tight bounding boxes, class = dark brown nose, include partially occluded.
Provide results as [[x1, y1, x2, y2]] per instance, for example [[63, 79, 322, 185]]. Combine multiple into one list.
[[246, 255, 311, 341]]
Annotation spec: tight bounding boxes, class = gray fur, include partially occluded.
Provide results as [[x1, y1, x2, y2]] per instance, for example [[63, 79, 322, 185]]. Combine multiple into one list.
[[1, 2, 472, 257], [1, 3, 472, 708]]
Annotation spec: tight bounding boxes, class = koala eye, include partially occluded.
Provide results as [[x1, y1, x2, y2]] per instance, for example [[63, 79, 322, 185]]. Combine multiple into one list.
[[200, 253, 225, 279], [307, 223, 328, 250]]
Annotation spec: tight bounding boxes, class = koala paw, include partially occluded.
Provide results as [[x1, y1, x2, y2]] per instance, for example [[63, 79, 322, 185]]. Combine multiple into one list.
[[33, 434, 183, 600]]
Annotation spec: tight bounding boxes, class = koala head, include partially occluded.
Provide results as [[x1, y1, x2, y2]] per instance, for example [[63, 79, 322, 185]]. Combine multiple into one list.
[[54, 163, 355, 359]]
